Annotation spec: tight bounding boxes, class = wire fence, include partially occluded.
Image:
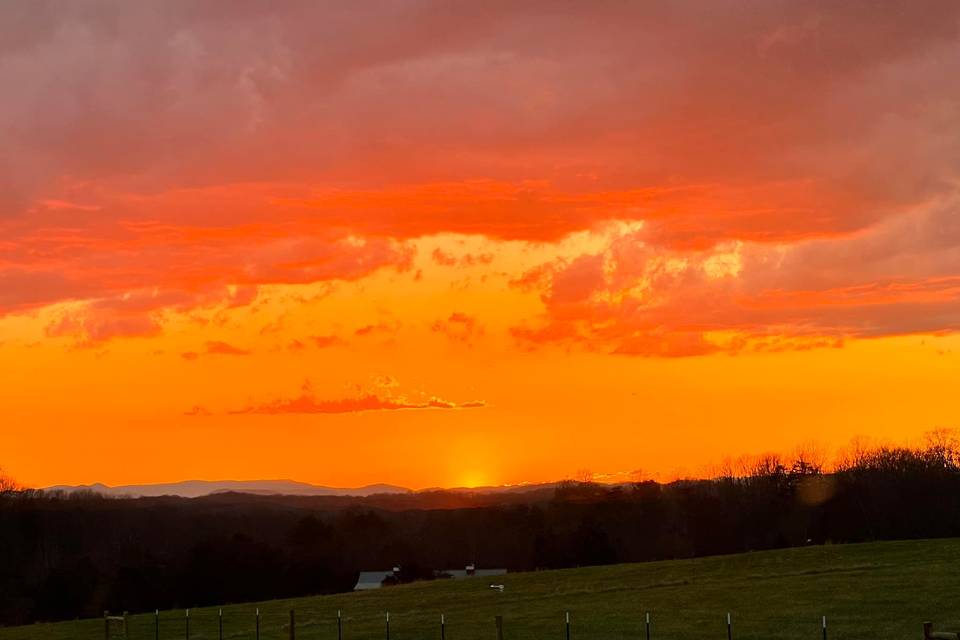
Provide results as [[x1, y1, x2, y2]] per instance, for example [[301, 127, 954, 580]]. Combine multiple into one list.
[[103, 609, 846, 640]]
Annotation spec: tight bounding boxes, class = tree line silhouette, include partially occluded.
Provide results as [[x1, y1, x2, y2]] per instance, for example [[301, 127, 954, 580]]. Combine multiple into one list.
[[1, 434, 959, 627]]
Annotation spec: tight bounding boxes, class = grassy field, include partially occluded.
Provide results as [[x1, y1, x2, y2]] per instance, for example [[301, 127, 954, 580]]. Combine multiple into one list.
[[2, 538, 958, 640]]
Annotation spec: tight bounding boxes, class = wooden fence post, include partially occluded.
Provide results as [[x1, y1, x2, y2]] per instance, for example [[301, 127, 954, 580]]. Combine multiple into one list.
[[495, 615, 504, 640], [921, 622, 960, 640], [726, 613, 732, 640], [646, 612, 651, 640], [103, 610, 127, 640], [185, 609, 190, 640], [337, 609, 342, 640], [566, 611, 571, 640], [441, 613, 446, 640], [256, 608, 260, 640], [289, 609, 295, 640], [386, 611, 390, 640], [155, 609, 160, 640]]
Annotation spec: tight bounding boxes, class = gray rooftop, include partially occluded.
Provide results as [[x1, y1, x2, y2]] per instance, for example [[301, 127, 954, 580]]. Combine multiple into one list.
[[354, 570, 394, 590]]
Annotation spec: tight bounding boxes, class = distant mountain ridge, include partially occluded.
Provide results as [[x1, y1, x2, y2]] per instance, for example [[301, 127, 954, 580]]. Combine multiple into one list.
[[43, 479, 412, 498]]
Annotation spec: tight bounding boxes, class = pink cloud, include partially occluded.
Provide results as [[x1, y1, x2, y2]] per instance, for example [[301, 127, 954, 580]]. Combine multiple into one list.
[[45, 300, 163, 345], [2, 1, 960, 347], [511, 203, 960, 356], [0, 270, 95, 314], [3, 2, 956, 245]]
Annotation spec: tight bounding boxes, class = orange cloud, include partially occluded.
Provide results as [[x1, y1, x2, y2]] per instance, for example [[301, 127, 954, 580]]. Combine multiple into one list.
[[431, 248, 494, 268], [0, 221, 414, 339], [5, 1, 960, 492], [229, 392, 486, 416], [511, 204, 960, 356], [355, 320, 401, 337], [431, 312, 483, 344], [182, 341, 252, 360], [3, 0, 957, 335], [204, 341, 251, 356], [44, 300, 163, 345], [311, 335, 345, 348]]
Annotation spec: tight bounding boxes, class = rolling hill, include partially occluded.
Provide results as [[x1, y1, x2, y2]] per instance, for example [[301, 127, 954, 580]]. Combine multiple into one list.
[[2, 538, 957, 640], [42, 480, 411, 498]]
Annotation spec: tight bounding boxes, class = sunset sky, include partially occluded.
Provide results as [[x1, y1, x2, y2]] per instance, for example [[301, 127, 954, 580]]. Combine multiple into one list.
[[3, 1, 960, 490]]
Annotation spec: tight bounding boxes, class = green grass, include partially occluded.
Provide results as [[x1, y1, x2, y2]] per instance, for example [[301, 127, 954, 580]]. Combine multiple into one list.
[[3, 539, 958, 640]]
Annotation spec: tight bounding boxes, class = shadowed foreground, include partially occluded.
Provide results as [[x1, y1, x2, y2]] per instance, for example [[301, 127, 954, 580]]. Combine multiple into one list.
[[2, 539, 957, 640]]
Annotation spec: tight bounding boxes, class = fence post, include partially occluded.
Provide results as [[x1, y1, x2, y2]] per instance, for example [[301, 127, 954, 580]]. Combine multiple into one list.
[[185, 609, 190, 640], [256, 608, 260, 640], [156, 609, 160, 640], [289, 609, 296, 640], [123, 612, 128, 637], [495, 615, 504, 640], [104, 611, 110, 640], [441, 613, 446, 640], [646, 612, 651, 640], [923, 622, 932, 640], [338, 609, 342, 640], [822, 616, 827, 640], [219, 609, 223, 640], [386, 611, 390, 640], [727, 613, 732, 640], [566, 611, 571, 640]]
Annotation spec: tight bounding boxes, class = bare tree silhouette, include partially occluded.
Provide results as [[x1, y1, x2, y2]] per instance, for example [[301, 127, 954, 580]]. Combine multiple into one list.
[[0, 467, 19, 493]]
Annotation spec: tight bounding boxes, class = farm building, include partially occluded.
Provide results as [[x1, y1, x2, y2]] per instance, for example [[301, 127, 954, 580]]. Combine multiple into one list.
[[354, 569, 397, 590], [353, 564, 506, 590], [437, 564, 508, 579]]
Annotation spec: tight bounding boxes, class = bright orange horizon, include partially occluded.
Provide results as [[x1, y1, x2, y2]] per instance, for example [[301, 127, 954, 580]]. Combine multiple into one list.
[[3, 2, 960, 491]]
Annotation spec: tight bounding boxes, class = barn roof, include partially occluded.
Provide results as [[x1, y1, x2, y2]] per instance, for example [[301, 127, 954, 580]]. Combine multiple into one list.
[[354, 570, 394, 590]]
